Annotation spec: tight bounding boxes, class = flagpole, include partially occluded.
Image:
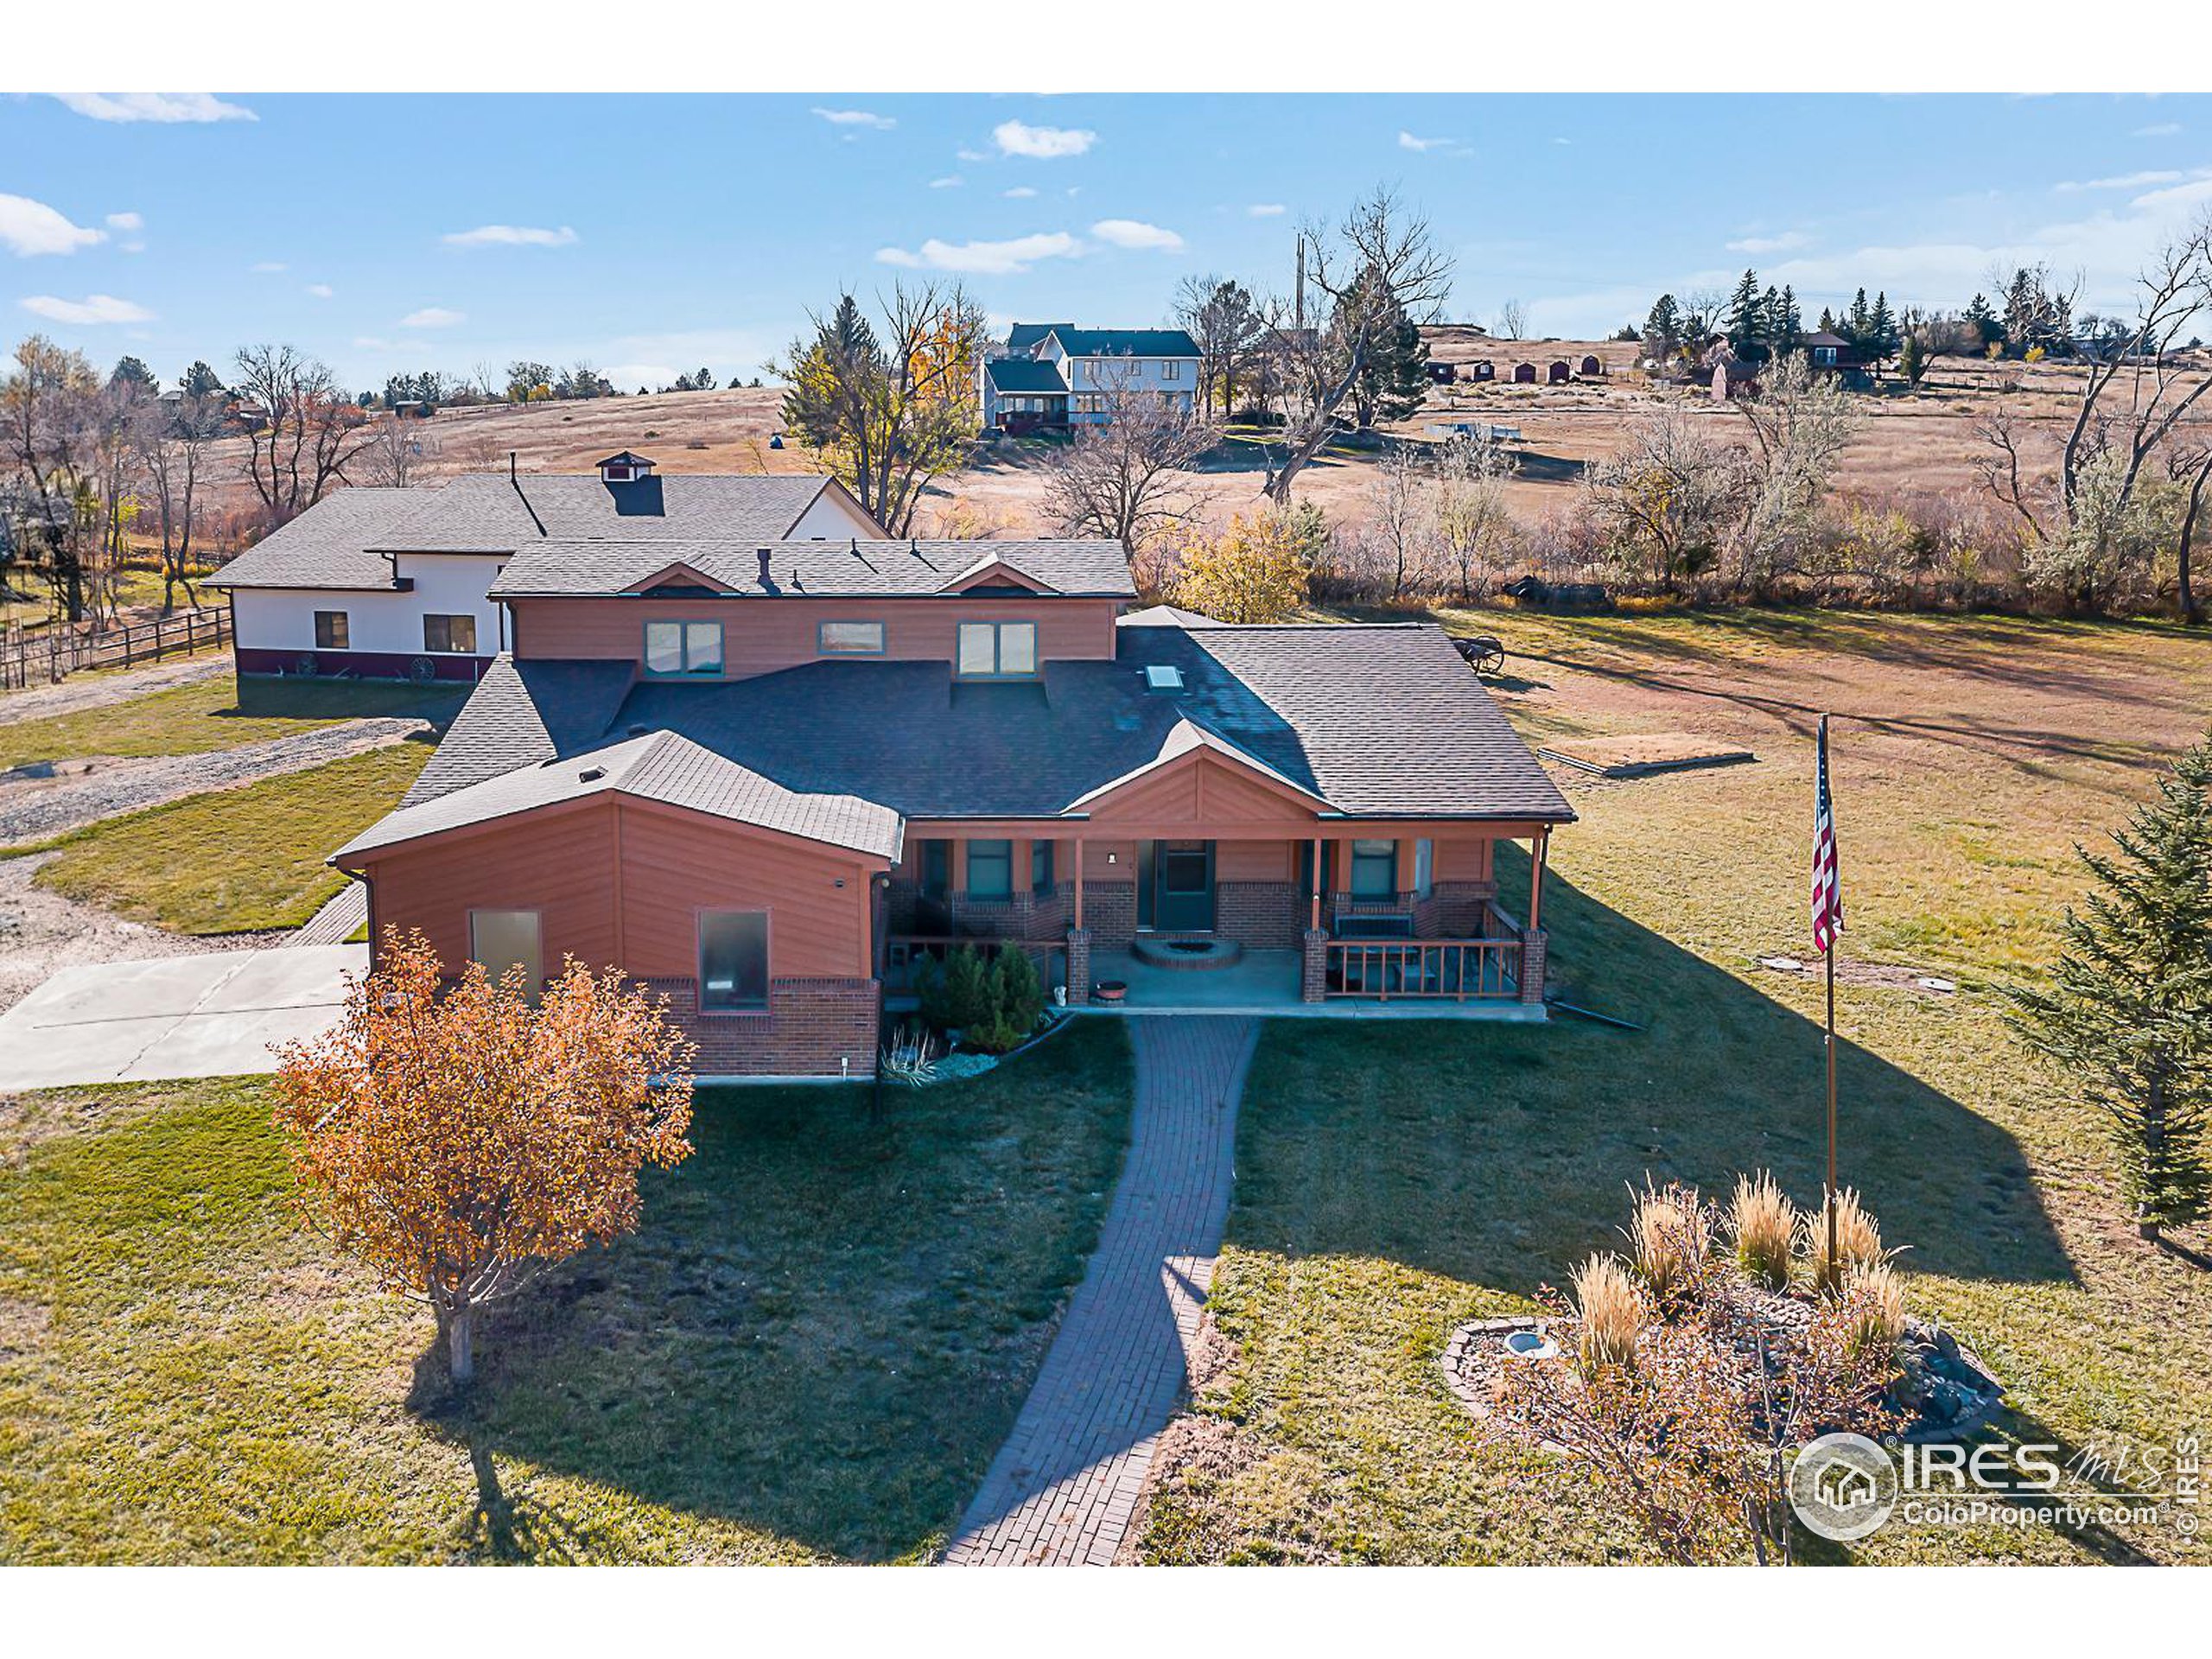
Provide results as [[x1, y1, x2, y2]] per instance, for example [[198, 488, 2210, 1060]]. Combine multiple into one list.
[[1821, 714, 1839, 1270]]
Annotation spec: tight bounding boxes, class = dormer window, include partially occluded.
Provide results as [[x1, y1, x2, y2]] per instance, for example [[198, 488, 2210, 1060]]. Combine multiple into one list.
[[598, 451, 656, 485], [957, 620, 1038, 678]]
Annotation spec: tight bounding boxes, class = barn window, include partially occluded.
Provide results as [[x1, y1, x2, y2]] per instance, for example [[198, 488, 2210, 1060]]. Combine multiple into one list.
[[423, 613, 477, 654], [314, 610, 349, 650]]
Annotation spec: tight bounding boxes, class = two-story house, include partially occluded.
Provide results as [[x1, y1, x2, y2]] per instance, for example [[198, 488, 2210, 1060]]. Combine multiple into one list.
[[980, 325, 1202, 435], [207, 454, 884, 681], [326, 512, 1575, 1079]]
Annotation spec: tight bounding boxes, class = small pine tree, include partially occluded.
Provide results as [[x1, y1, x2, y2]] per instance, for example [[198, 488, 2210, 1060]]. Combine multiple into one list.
[[920, 944, 994, 1034], [1897, 333, 1926, 389], [2009, 735, 2212, 1241], [972, 948, 1047, 1053]]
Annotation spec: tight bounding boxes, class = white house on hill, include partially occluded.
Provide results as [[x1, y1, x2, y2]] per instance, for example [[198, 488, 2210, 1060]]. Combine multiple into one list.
[[981, 324, 1201, 435]]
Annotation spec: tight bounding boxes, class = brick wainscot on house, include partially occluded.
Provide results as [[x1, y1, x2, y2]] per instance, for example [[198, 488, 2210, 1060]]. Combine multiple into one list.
[[323, 512, 1575, 1077]]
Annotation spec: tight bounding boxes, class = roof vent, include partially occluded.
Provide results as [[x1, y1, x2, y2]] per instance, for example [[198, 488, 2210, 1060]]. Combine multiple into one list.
[[578, 766, 607, 784], [757, 546, 772, 582], [1144, 664, 1185, 693], [626, 724, 648, 738]]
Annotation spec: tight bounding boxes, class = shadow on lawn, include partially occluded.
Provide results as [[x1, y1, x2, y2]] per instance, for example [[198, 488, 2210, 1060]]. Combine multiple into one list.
[[404, 1022, 1132, 1563], [1232, 847, 2073, 1299]]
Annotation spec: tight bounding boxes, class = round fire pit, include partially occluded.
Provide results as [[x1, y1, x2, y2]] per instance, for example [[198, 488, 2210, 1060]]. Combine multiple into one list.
[[1092, 980, 1128, 1003], [1130, 936, 1245, 971]]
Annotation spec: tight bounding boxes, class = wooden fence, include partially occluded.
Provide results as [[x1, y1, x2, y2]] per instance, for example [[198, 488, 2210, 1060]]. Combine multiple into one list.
[[1, 607, 230, 692]]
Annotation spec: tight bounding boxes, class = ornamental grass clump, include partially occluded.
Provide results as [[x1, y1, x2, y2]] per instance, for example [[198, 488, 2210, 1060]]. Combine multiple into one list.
[[1624, 1179, 1712, 1305], [1842, 1262, 1908, 1363], [1728, 1172, 1798, 1291], [1802, 1186, 1887, 1297], [1570, 1253, 1646, 1375]]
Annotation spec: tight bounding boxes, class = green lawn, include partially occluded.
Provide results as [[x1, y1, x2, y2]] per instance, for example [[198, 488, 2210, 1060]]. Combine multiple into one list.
[[0, 1021, 1134, 1564], [26, 741, 433, 932], [0, 672, 463, 773], [1137, 607, 2212, 1567]]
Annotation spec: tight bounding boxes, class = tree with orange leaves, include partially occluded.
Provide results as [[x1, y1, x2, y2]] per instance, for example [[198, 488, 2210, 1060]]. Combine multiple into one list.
[[271, 931, 696, 1386]]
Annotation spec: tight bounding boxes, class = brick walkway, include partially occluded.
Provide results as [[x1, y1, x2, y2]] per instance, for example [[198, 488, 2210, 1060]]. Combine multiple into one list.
[[942, 1015, 1256, 1567]]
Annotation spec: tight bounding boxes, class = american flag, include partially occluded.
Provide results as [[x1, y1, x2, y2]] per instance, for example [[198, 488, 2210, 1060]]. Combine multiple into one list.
[[1811, 715, 1843, 956]]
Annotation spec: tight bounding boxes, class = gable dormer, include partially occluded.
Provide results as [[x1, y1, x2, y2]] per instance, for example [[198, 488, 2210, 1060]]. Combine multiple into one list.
[[598, 451, 656, 486]]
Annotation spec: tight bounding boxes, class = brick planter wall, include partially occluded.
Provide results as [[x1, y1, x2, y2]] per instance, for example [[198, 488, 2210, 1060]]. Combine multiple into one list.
[[645, 976, 880, 1078]]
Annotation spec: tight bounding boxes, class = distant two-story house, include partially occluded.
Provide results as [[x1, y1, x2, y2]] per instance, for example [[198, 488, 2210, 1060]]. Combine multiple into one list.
[[323, 518, 1575, 1077], [980, 324, 1203, 435], [207, 454, 883, 681]]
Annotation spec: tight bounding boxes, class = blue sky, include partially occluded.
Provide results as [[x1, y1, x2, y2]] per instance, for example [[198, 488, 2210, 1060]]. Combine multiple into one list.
[[5, 92, 2209, 391]]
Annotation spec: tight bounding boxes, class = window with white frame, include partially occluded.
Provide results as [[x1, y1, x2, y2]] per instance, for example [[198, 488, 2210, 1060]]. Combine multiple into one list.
[[645, 619, 724, 676], [957, 620, 1038, 677], [314, 610, 349, 650], [1160, 359, 1181, 381]]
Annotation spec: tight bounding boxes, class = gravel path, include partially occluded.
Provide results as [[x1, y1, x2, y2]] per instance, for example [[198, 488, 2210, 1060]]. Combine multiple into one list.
[[0, 717, 429, 846], [0, 851, 283, 1017], [0, 651, 231, 727]]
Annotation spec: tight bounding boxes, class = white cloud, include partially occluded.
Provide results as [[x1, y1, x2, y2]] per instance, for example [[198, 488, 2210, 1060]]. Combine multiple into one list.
[[442, 224, 578, 248], [54, 92, 255, 124], [1004, 186, 1039, 200], [930, 175, 964, 189], [20, 293, 154, 324], [957, 147, 990, 162], [876, 232, 1082, 275], [2056, 168, 2195, 193], [251, 260, 288, 273], [305, 283, 334, 298], [1090, 218, 1183, 251], [1247, 202, 1287, 217], [399, 307, 465, 328], [2134, 122, 2183, 138], [1552, 137, 1573, 146], [0, 194, 105, 257], [811, 107, 894, 130], [1397, 130, 1455, 152], [994, 120, 1096, 159], [1726, 230, 1814, 256], [105, 211, 143, 232]]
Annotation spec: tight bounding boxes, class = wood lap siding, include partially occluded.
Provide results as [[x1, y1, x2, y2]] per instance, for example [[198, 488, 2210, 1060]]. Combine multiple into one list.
[[357, 800, 878, 983], [508, 595, 1119, 676], [616, 805, 876, 981]]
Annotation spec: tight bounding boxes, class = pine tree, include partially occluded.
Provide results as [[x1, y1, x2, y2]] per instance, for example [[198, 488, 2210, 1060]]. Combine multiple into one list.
[[1897, 332, 1926, 389], [2010, 734, 2212, 1241], [1844, 288, 1872, 347], [1964, 292, 2002, 349], [1817, 306, 1836, 334], [1866, 292, 1898, 366], [1643, 293, 1683, 361], [1726, 270, 1764, 356], [1772, 285, 1802, 353]]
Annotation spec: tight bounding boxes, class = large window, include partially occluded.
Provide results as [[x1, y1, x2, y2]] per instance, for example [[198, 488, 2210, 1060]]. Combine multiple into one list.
[[1349, 839, 1399, 900], [314, 610, 349, 650], [1160, 360, 1181, 381], [645, 619, 724, 676], [469, 909, 543, 999], [817, 620, 885, 655], [966, 839, 1014, 899], [423, 613, 477, 654], [957, 620, 1038, 678], [698, 910, 769, 1011]]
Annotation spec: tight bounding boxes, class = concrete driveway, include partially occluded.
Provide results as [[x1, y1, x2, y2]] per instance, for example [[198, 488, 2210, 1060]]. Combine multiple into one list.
[[0, 945, 365, 1092]]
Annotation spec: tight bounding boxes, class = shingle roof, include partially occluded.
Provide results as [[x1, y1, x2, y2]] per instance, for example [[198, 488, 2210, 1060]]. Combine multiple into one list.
[[369, 472, 856, 551], [402, 657, 637, 805], [205, 488, 420, 590], [396, 621, 1573, 829], [1006, 322, 1074, 353], [339, 728, 905, 862], [1044, 327, 1202, 359], [985, 358, 1071, 394], [488, 537, 1136, 599]]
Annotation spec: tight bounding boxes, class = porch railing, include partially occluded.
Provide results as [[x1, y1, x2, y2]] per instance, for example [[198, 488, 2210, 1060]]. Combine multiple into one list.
[[1324, 937, 1521, 1001]]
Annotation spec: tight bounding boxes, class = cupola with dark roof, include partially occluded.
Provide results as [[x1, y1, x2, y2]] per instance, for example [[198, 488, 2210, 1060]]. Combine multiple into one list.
[[596, 451, 657, 485]]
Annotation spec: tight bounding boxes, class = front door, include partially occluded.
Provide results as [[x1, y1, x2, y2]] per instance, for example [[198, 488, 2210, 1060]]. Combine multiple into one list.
[[1151, 839, 1216, 931]]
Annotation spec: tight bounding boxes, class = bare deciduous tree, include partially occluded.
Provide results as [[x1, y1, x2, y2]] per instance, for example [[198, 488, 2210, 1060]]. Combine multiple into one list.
[[1729, 353, 1861, 594], [1495, 298, 1529, 340], [132, 390, 221, 611], [1433, 435, 1518, 601], [1262, 187, 1452, 505], [1173, 274, 1270, 420], [1357, 443, 1434, 600], [233, 343, 372, 525], [1041, 358, 1218, 558], [359, 409, 442, 490]]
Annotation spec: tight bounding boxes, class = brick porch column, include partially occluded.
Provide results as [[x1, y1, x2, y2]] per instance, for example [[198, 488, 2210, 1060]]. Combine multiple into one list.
[[1065, 926, 1092, 1007], [1300, 926, 1329, 1003], [1519, 927, 1548, 1004]]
